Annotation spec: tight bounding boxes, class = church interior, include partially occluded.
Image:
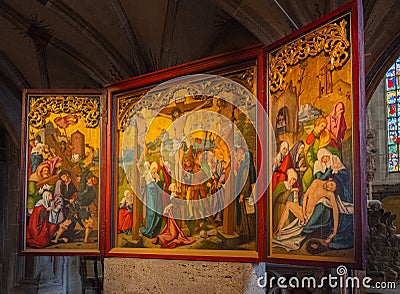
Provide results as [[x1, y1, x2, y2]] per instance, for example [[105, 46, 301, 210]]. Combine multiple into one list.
[[1, 0, 400, 293]]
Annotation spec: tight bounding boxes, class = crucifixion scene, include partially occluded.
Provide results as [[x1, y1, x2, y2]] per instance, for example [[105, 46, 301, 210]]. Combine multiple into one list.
[[115, 89, 258, 252]]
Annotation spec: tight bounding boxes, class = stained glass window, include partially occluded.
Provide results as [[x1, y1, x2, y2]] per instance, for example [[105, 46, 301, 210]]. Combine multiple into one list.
[[387, 57, 400, 172]]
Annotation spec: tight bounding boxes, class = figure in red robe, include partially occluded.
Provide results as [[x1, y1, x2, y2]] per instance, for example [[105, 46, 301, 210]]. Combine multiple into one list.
[[26, 189, 57, 248], [152, 183, 195, 248], [326, 101, 347, 151], [271, 141, 306, 197], [117, 190, 133, 234], [271, 141, 289, 191]]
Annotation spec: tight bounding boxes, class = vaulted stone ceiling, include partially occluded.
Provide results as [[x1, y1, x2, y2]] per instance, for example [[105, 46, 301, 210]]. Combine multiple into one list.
[[0, 0, 399, 145]]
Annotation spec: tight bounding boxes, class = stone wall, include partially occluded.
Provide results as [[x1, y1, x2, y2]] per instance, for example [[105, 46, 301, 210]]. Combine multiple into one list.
[[104, 258, 265, 294], [0, 124, 22, 293]]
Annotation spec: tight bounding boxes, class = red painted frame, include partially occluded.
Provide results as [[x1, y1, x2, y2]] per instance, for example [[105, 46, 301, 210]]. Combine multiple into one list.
[[19, 89, 106, 256], [105, 44, 267, 262], [264, 0, 366, 269]]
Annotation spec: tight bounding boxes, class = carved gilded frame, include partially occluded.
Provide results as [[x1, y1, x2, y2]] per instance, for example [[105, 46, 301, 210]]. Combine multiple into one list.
[[20, 89, 106, 255], [265, 2, 366, 268], [105, 46, 268, 261]]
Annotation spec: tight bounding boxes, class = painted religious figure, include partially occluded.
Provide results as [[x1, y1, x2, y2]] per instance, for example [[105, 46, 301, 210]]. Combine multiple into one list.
[[268, 14, 356, 263], [111, 68, 259, 259], [22, 94, 101, 252]]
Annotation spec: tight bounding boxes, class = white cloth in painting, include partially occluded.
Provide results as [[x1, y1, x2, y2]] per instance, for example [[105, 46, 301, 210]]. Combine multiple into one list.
[[313, 148, 332, 175], [273, 141, 289, 171], [272, 195, 354, 251]]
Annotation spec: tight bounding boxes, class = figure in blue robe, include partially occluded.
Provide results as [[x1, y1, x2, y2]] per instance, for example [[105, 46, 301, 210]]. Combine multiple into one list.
[[303, 148, 353, 249], [140, 162, 163, 239]]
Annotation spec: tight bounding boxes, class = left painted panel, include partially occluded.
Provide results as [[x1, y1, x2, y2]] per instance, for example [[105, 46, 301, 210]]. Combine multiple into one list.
[[20, 90, 104, 255]]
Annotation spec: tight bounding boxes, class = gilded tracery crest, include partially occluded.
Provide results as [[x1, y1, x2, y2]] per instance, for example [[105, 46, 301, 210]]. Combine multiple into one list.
[[28, 95, 100, 129], [269, 18, 350, 93], [117, 68, 256, 132], [118, 94, 143, 132], [224, 67, 256, 92]]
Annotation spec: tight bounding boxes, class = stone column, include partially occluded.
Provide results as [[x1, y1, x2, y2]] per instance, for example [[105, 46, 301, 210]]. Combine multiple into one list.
[[366, 109, 377, 200], [54, 256, 64, 284], [2, 133, 27, 293], [63, 256, 82, 294], [14, 256, 41, 293], [37, 256, 60, 294], [366, 78, 389, 185]]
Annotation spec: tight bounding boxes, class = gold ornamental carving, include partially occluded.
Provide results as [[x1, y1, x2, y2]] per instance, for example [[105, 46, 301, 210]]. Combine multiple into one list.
[[269, 19, 350, 93], [224, 66, 256, 92], [117, 66, 255, 132], [118, 94, 143, 132], [28, 95, 100, 129]]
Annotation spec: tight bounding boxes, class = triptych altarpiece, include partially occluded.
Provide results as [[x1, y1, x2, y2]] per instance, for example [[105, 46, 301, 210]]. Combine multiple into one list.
[[19, 2, 366, 268]]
